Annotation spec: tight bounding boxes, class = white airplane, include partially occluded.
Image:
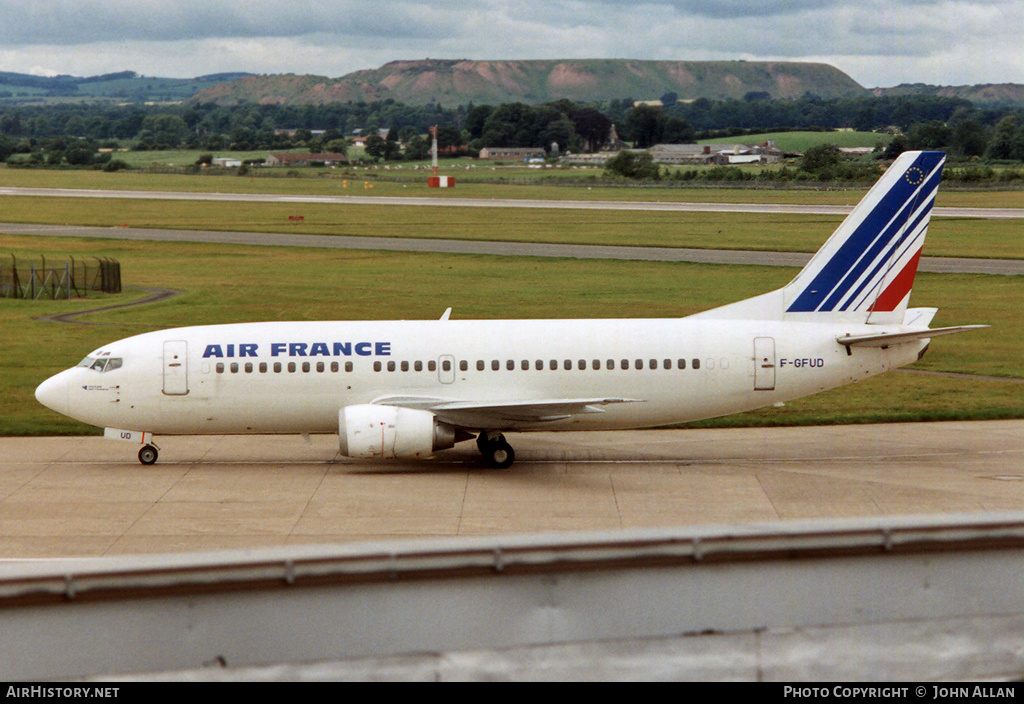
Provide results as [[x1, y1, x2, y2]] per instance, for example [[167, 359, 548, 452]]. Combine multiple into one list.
[[36, 151, 985, 468]]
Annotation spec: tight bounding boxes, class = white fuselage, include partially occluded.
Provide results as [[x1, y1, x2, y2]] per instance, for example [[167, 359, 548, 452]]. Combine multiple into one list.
[[39, 317, 925, 436]]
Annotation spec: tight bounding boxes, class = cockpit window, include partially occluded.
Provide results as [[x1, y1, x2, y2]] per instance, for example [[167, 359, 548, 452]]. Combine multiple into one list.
[[77, 356, 123, 372]]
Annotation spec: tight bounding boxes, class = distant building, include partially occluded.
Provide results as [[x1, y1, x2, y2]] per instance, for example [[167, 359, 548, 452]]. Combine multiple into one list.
[[648, 144, 715, 164], [211, 158, 242, 168], [479, 147, 547, 161], [265, 153, 348, 166]]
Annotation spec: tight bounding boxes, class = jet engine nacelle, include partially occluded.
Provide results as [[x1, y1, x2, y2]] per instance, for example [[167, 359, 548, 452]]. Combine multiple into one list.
[[338, 404, 457, 459]]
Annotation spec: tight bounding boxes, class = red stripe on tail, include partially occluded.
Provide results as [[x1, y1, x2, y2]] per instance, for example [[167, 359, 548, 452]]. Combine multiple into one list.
[[873, 249, 922, 312]]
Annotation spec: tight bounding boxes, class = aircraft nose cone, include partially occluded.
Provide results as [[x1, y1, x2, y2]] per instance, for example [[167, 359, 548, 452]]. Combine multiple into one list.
[[35, 372, 70, 416]]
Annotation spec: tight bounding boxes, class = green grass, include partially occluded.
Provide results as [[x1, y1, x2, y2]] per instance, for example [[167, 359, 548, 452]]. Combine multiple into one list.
[[2, 232, 1021, 436], [699, 130, 892, 152], [3, 159, 1023, 209], [0, 191, 1020, 260]]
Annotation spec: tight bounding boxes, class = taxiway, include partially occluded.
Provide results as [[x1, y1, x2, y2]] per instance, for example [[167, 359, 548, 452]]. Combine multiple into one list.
[[1, 420, 1021, 559]]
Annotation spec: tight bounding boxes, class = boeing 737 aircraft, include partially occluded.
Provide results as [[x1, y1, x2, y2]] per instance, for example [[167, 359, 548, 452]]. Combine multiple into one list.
[[36, 151, 984, 467]]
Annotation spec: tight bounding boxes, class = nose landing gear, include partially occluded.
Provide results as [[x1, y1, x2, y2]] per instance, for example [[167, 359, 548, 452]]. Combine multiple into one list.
[[138, 444, 159, 465]]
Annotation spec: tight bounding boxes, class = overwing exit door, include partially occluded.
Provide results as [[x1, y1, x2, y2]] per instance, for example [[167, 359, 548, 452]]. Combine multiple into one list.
[[438, 355, 456, 384]]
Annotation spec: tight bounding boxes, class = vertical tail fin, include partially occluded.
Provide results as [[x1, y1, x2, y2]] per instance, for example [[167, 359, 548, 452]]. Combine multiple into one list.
[[782, 150, 946, 324]]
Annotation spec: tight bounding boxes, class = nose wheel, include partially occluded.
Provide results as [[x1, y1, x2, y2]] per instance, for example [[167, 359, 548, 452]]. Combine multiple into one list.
[[477, 432, 515, 469], [138, 444, 159, 465]]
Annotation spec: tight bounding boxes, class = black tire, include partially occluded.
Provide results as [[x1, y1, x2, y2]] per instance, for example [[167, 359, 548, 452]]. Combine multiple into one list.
[[138, 445, 158, 465], [485, 440, 515, 469]]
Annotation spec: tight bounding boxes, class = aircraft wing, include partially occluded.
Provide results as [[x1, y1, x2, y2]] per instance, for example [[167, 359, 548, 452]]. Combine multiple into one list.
[[837, 325, 989, 348], [370, 395, 642, 428]]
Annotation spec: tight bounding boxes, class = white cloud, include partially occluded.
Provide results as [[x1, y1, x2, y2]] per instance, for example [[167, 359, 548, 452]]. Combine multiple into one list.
[[0, 0, 1019, 87]]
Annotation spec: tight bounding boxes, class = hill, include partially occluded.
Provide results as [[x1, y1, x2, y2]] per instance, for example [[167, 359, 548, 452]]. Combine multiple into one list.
[[0, 71, 254, 105], [189, 59, 869, 106], [873, 83, 1024, 108]]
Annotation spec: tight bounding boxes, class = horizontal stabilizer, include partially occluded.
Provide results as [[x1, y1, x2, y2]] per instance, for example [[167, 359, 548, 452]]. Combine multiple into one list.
[[837, 325, 988, 348]]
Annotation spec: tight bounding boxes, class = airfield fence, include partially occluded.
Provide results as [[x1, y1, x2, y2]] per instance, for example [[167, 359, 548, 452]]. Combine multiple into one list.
[[0, 255, 121, 300]]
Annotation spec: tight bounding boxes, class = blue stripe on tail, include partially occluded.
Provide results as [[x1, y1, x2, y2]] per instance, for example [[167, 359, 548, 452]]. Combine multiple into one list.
[[786, 152, 944, 313]]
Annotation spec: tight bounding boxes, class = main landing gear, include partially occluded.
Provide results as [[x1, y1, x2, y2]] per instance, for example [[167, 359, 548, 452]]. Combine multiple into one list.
[[138, 444, 159, 465], [477, 431, 515, 469]]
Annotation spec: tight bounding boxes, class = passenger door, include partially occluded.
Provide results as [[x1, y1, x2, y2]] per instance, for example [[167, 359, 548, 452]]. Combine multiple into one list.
[[163, 340, 189, 395], [754, 337, 776, 391]]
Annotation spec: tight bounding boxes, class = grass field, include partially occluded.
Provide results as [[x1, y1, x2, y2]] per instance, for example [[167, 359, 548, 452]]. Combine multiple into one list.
[[2, 228, 1021, 436], [699, 130, 891, 153], [0, 191, 1020, 261], [3, 161, 1023, 206]]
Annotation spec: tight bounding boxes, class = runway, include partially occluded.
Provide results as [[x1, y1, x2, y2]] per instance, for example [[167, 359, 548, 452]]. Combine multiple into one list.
[[2, 420, 1021, 559]]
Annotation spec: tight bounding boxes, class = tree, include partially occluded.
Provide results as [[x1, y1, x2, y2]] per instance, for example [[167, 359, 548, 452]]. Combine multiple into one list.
[[604, 150, 661, 180], [907, 121, 950, 151], [800, 144, 841, 174], [570, 107, 612, 152], [623, 105, 666, 148], [364, 134, 387, 161], [662, 117, 695, 144], [986, 115, 1023, 160], [950, 119, 987, 158], [404, 134, 430, 161]]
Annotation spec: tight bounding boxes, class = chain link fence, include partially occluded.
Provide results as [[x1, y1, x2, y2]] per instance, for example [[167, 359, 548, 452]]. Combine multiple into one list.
[[0, 255, 121, 299]]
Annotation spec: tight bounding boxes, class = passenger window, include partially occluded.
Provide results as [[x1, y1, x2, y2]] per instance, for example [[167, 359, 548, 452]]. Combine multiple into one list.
[[316, 362, 325, 373], [401, 361, 409, 372], [521, 360, 529, 371], [678, 359, 686, 369], [476, 360, 485, 371], [507, 360, 515, 371], [536, 360, 543, 370], [429, 360, 438, 372], [460, 360, 468, 372], [415, 361, 423, 372], [260, 363, 268, 373], [491, 360, 500, 371], [245, 363, 253, 373], [302, 362, 311, 373], [330, 362, 339, 372], [621, 359, 629, 370], [606, 360, 614, 370], [230, 363, 239, 373], [373, 361, 382, 372], [345, 361, 353, 372], [635, 359, 643, 370], [387, 361, 396, 372], [578, 360, 586, 370], [549, 360, 557, 370], [216, 363, 225, 374], [274, 362, 282, 373], [564, 360, 572, 371], [663, 359, 671, 370], [692, 359, 700, 370], [649, 359, 657, 370]]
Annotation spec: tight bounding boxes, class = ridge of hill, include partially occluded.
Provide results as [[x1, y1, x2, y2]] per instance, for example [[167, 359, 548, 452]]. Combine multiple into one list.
[[0, 71, 254, 104], [872, 83, 1024, 107], [189, 59, 869, 106]]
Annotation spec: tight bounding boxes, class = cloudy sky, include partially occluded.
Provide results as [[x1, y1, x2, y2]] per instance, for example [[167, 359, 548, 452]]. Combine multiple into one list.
[[0, 0, 1020, 88]]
